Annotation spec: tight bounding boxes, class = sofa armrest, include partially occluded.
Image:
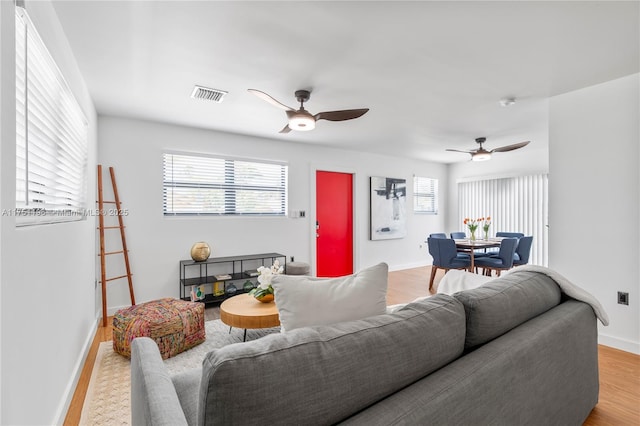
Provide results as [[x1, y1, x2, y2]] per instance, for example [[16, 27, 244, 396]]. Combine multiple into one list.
[[131, 337, 189, 426]]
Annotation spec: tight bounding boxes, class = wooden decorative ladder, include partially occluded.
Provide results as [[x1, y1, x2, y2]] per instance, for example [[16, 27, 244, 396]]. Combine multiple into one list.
[[97, 165, 135, 327]]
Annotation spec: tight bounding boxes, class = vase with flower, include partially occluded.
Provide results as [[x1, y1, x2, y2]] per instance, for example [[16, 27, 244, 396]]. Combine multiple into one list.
[[464, 217, 480, 241], [482, 216, 491, 240], [248, 260, 283, 303]]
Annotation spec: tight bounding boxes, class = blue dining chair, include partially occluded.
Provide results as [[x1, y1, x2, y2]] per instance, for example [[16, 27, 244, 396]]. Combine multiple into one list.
[[488, 232, 523, 256], [474, 237, 518, 277], [496, 232, 524, 239], [427, 237, 471, 291], [429, 233, 470, 262], [513, 236, 534, 266], [450, 232, 466, 239]]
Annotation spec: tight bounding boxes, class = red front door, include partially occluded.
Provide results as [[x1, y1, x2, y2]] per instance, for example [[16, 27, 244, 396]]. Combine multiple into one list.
[[316, 171, 354, 277]]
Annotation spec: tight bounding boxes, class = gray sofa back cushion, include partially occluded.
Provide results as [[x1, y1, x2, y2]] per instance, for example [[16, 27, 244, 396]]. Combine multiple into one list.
[[454, 270, 561, 349], [339, 300, 598, 425], [198, 294, 465, 426]]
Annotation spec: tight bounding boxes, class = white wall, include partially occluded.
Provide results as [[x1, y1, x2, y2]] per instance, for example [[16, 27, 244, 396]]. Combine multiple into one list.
[[0, 2, 98, 425], [549, 73, 640, 354], [98, 116, 448, 310], [0, 2, 8, 422]]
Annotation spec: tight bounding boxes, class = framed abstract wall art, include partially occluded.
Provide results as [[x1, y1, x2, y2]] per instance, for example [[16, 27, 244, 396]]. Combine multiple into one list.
[[370, 176, 407, 240]]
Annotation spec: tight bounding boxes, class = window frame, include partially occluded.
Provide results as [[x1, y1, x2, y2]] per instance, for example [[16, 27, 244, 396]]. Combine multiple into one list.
[[413, 176, 438, 214], [162, 151, 289, 217]]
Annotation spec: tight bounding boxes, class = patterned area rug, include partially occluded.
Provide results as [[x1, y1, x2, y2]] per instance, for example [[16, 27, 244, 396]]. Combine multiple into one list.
[[80, 319, 279, 425]]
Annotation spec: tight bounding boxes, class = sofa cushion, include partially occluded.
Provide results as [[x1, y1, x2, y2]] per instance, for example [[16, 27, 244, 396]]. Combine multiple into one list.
[[453, 270, 561, 349], [386, 295, 430, 313], [171, 368, 201, 426], [130, 337, 189, 426], [271, 262, 388, 332], [198, 294, 466, 425], [339, 300, 598, 426]]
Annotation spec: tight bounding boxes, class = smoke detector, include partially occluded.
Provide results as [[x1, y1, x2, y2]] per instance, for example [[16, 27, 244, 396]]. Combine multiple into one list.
[[190, 85, 228, 103], [499, 97, 516, 107]]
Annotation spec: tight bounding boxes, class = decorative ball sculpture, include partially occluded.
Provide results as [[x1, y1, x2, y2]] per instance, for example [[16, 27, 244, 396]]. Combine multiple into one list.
[[190, 242, 211, 262]]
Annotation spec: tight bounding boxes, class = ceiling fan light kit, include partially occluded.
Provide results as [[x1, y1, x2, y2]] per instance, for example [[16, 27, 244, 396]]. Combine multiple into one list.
[[472, 151, 492, 161], [288, 112, 315, 131], [446, 137, 530, 162], [248, 88, 368, 133]]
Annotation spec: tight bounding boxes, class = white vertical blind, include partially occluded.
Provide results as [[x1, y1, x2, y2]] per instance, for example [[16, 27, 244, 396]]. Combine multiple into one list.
[[458, 174, 548, 266], [163, 153, 288, 216], [15, 7, 88, 226], [413, 176, 438, 214]]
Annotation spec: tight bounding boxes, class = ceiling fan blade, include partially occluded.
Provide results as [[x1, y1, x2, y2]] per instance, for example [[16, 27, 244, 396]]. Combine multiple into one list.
[[490, 141, 530, 153], [279, 124, 292, 134], [314, 108, 369, 122], [248, 89, 294, 111], [445, 148, 475, 154]]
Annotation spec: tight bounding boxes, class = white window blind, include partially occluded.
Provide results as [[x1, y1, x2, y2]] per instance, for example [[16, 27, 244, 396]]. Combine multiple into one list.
[[413, 176, 438, 214], [457, 174, 548, 266], [163, 153, 288, 216], [15, 7, 88, 226]]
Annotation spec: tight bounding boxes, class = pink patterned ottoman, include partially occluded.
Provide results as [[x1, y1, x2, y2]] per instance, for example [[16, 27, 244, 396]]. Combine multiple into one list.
[[113, 298, 205, 359]]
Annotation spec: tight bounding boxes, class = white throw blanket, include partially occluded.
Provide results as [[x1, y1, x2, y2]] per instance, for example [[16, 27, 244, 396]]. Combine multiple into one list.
[[437, 269, 493, 294], [391, 266, 609, 326], [504, 265, 609, 326]]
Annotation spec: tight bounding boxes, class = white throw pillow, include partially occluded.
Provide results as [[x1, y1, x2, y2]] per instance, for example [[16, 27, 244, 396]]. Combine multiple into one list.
[[272, 262, 388, 332]]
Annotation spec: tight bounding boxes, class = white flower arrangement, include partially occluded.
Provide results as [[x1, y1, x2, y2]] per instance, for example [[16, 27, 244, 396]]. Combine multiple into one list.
[[249, 260, 283, 299]]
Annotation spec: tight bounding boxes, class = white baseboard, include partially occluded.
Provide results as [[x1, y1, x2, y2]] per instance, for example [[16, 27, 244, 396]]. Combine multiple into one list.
[[388, 260, 429, 272], [598, 333, 640, 355], [53, 316, 99, 425]]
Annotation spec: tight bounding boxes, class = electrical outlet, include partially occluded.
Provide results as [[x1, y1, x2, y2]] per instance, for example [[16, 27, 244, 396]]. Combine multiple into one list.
[[299, 210, 305, 218], [617, 291, 629, 305]]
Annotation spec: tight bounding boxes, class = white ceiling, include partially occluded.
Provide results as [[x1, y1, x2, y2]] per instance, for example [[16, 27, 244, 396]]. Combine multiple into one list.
[[51, 1, 639, 163]]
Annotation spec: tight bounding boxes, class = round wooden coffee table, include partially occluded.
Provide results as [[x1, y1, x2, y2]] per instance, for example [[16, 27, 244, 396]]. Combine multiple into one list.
[[220, 293, 280, 341]]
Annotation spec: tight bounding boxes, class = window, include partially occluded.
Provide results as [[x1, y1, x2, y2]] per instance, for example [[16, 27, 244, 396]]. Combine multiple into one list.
[[163, 153, 288, 216], [15, 6, 88, 226], [413, 176, 438, 214], [457, 173, 548, 266]]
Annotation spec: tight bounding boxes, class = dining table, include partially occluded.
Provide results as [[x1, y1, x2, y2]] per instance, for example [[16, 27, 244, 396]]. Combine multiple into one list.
[[454, 237, 504, 272]]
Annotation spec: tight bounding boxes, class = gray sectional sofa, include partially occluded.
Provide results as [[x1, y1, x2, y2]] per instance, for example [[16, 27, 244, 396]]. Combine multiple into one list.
[[131, 269, 600, 425]]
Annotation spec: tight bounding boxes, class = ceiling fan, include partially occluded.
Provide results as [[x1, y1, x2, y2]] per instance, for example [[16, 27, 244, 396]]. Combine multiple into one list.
[[446, 137, 530, 161], [248, 89, 369, 133]]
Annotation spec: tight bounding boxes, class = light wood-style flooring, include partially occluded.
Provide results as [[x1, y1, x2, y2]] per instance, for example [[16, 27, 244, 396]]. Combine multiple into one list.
[[64, 266, 640, 425]]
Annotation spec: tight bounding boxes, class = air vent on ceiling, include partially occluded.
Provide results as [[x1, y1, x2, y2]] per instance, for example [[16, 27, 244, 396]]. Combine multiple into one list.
[[190, 85, 228, 103]]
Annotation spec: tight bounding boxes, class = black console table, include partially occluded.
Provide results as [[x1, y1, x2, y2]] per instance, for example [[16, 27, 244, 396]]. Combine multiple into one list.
[[179, 252, 286, 305]]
